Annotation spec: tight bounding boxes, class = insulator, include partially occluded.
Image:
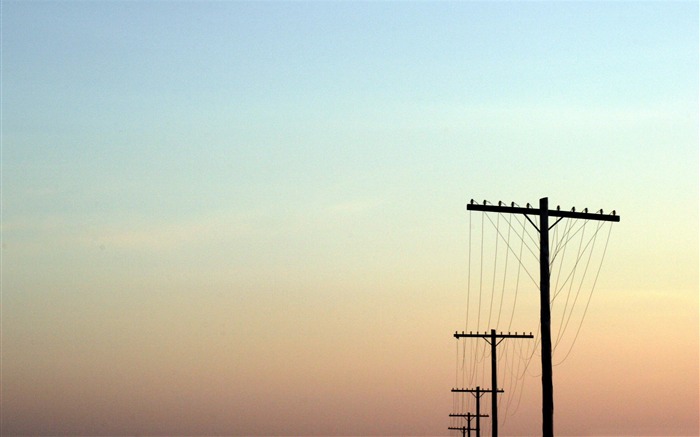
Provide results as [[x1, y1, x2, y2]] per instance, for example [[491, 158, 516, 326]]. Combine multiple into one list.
[[584, 207, 588, 213], [572, 206, 575, 212], [557, 205, 560, 210], [612, 210, 616, 215], [511, 202, 515, 207], [527, 203, 531, 208]]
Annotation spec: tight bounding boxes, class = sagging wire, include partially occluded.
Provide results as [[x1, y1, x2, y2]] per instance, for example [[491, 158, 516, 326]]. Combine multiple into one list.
[[507, 215, 528, 333], [483, 212, 539, 289], [495, 212, 513, 330], [555, 220, 603, 350], [554, 222, 614, 366], [552, 219, 589, 348], [487, 212, 501, 330]]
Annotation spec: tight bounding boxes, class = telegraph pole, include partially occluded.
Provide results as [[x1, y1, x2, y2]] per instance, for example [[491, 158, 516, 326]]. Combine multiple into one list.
[[539, 197, 553, 437], [454, 330, 533, 437], [448, 412, 486, 437], [452, 386, 499, 437], [448, 425, 475, 437], [466, 197, 620, 437]]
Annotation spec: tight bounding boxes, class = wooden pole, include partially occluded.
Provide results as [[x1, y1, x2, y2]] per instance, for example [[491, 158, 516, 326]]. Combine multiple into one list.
[[490, 329, 498, 437], [539, 197, 553, 437], [476, 386, 482, 437]]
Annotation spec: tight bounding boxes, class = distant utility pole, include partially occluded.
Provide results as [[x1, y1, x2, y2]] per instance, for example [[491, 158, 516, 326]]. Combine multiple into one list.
[[454, 330, 533, 437], [466, 197, 620, 437], [448, 412, 487, 437], [451, 386, 500, 437], [448, 425, 476, 437]]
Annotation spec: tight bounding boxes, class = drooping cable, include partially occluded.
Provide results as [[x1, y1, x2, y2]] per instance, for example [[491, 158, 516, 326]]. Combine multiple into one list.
[[552, 221, 606, 301], [550, 220, 589, 265], [553, 220, 588, 348], [507, 215, 528, 332], [554, 222, 613, 365], [522, 322, 542, 378], [495, 213, 512, 330], [551, 218, 574, 303], [501, 339, 520, 424], [462, 212, 472, 378], [487, 213, 501, 330], [550, 219, 607, 356], [555, 220, 603, 349], [511, 202, 540, 250], [455, 338, 459, 387], [477, 212, 484, 330], [465, 210, 471, 330], [483, 213, 539, 287], [509, 342, 530, 417]]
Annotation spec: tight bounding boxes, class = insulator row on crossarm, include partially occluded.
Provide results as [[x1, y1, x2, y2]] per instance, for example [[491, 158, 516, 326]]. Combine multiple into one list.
[[468, 199, 618, 217], [564, 206, 618, 216]]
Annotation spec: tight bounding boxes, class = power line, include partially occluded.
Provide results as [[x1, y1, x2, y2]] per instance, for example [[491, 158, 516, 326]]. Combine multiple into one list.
[[466, 198, 620, 437], [554, 222, 614, 366]]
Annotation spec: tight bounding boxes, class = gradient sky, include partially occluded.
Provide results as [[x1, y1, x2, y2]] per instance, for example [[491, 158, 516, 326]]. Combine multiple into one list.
[[1, 1, 698, 436]]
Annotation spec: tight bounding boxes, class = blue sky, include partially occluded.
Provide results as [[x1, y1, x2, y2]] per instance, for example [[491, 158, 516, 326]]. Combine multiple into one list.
[[4, 2, 697, 206], [2, 2, 698, 436]]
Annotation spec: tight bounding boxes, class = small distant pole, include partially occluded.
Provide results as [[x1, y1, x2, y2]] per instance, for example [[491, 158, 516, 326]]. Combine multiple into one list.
[[448, 425, 472, 437], [452, 386, 498, 437], [448, 412, 485, 437]]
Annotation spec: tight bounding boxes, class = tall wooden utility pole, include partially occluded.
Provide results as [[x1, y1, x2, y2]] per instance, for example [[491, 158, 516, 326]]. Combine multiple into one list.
[[466, 197, 620, 437], [452, 386, 500, 437], [454, 330, 533, 437]]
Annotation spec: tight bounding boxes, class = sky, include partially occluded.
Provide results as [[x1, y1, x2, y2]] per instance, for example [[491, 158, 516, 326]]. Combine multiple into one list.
[[1, 1, 698, 436]]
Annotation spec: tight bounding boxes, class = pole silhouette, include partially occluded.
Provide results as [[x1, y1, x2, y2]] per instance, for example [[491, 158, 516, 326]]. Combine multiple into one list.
[[466, 197, 620, 437], [454, 330, 533, 437], [448, 412, 486, 437], [452, 387, 498, 437]]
